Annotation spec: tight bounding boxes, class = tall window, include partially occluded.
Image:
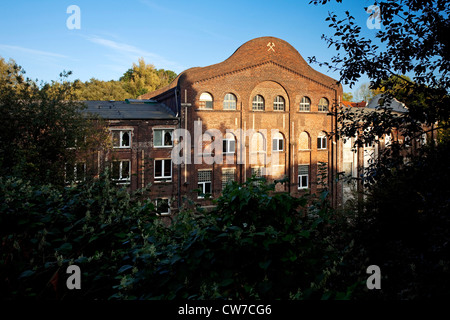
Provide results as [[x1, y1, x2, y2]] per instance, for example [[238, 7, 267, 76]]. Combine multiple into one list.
[[154, 129, 173, 147], [112, 130, 131, 148], [298, 165, 309, 189], [65, 162, 86, 183], [154, 159, 172, 181], [299, 96, 311, 112], [318, 98, 329, 112], [198, 170, 212, 198], [252, 95, 265, 111], [112, 160, 130, 183], [273, 96, 285, 111], [199, 92, 213, 109], [223, 133, 236, 154], [272, 132, 284, 151], [222, 168, 235, 190], [223, 93, 237, 110], [317, 132, 327, 150]]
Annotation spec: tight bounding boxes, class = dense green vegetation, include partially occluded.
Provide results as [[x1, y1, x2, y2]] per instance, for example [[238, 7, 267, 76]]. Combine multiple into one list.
[[1, 0, 449, 300]]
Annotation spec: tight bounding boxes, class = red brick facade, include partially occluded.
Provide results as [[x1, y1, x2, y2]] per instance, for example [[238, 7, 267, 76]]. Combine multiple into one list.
[[140, 36, 344, 210]]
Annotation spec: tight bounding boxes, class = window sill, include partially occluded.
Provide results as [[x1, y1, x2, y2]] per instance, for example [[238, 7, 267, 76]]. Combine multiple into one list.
[[113, 146, 131, 149], [154, 146, 173, 149], [154, 179, 172, 183]]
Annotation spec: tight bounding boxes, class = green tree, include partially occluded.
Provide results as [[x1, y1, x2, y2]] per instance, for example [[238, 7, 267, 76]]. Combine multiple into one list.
[[73, 78, 131, 101], [309, 0, 450, 299], [0, 59, 108, 186], [342, 91, 353, 101], [120, 58, 163, 98]]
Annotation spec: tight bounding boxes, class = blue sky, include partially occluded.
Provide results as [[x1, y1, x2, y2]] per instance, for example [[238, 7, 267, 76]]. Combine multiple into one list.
[[0, 0, 379, 97]]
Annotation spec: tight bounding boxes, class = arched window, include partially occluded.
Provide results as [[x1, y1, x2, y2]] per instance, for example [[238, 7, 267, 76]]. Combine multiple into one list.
[[223, 93, 237, 110], [252, 95, 265, 111], [272, 132, 284, 151], [199, 92, 213, 109], [318, 98, 329, 112], [299, 132, 310, 150], [299, 96, 311, 112], [251, 132, 266, 152], [317, 132, 327, 150], [273, 96, 285, 111]]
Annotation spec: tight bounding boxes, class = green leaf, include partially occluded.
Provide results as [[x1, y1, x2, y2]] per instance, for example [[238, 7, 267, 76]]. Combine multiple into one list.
[[118, 265, 133, 274], [19, 270, 35, 279], [57, 242, 73, 254]]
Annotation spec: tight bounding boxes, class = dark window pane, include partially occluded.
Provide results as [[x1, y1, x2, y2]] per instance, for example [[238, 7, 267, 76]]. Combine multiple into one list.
[[112, 162, 120, 179], [122, 161, 130, 179], [122, 132, 130, 147], [205, 182, 211, 194], [164, 131, 172, 146], [155, 160, 162, 177], [164, 160, 171, 177]]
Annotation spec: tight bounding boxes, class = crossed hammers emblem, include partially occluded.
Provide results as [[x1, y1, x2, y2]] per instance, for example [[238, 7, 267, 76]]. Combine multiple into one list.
[[267, 42, 275, 52]]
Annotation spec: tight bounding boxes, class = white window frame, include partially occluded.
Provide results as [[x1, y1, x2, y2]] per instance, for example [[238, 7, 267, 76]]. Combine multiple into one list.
[[154, 159, 172, 181], [299, 96, 311, 112], [298, 165, 309, 190], [153, 128, 173, 148], [252, 95, 265, 111], [273, 96, 285, 111], [272, 134, 284, 152], [317, 134, 327, 150], [318, 98, 329, 112], [223, 93, 237, 110], [111, 130, 131, 148], [155, 198, 170, 215], [197, 170, 212, 199], [199, 92, 213, 110], [111, 160, 131, 184], [223, 138, 236, 154]]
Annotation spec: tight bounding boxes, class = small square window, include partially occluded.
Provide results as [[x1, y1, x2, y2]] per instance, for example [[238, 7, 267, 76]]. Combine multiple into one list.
[[112, 130, 131, 148], [154, 129, 173, 147], [155, 159, 172, 181], [198, 170, 212, 198], [111, 160, 130, 184]]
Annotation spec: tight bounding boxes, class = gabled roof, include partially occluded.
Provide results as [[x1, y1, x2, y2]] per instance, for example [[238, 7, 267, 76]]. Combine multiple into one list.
[[81, 99, 177, 120], [139, 36, 340, 100], [366, 93, 408, 113]]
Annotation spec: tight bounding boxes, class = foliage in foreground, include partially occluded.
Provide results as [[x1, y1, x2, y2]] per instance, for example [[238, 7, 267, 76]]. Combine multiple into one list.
[[0, 174, 355, 300]]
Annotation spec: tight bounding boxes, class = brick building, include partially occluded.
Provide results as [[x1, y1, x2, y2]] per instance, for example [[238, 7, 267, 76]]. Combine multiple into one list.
[[137, 36, 344, 210]]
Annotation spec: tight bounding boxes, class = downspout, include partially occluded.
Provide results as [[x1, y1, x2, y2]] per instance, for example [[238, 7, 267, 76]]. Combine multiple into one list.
[[175, 86, 181, 212]]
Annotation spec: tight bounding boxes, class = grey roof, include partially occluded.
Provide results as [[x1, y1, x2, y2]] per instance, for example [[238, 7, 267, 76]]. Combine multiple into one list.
[[366, 94, 408, 113], [81, 99, 177, 120]]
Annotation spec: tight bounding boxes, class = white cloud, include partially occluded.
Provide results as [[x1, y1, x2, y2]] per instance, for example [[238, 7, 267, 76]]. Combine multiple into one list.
[[0, 44, 68, 59], [86, 36, 182, 71]]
